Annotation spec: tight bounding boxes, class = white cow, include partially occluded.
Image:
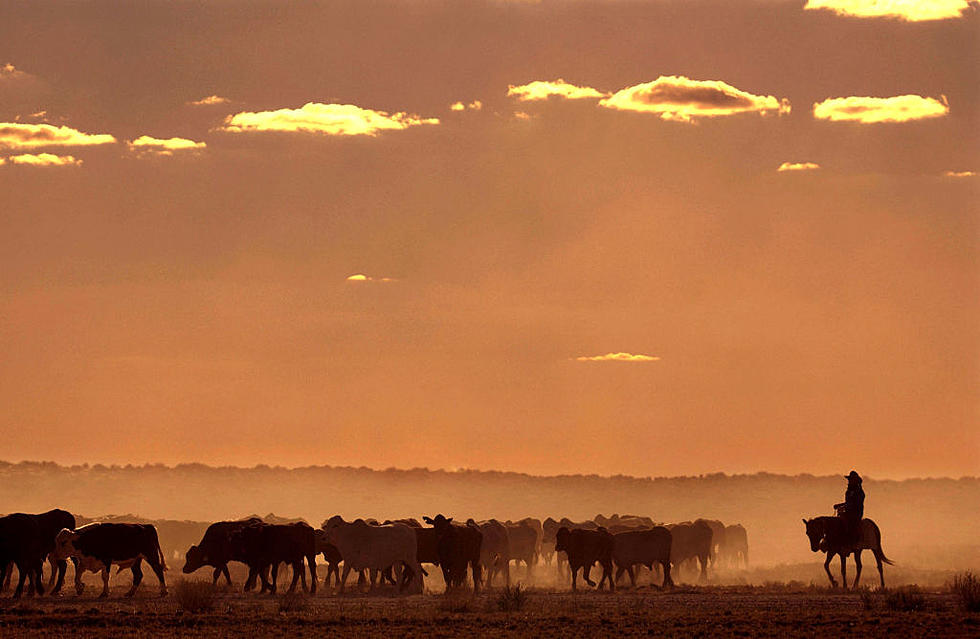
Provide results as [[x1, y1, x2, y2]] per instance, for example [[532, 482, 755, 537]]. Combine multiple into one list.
[[320, 516, 422, 594]]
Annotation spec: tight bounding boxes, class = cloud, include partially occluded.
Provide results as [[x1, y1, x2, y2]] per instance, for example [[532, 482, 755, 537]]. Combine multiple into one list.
[[128, 135, 206, 157], [219, 102, 439, 137], [574, 352, 661, 363], [599, 75, 790, 123], [944, 170, 976, 178], [189, 95, 231, 106], [507, 79, 609, 101], [0, 63, 31, 83], [513, 111, 534, 120], [0, 123, 116, 150], [0, 152, 82, 167], [813, 95, 949, 123], [451, 100, 483, 111], [803, 0, 977, 22], [778, 162, 821, 172], [346, 273, 396, 283]]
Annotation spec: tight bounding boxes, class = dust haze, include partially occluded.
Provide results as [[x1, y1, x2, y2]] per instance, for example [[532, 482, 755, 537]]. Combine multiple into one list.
[[3, 461, 976, 586]]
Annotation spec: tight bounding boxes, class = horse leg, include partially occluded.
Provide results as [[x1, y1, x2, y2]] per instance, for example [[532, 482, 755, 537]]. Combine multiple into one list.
[[839, 553, 847, 591], [853, 550, 863, 589], [823, 553, 838, 588], [874, 550, 885, 589]]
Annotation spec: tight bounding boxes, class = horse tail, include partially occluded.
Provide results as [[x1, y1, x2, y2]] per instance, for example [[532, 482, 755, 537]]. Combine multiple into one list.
[[870, 520, 894, 565]]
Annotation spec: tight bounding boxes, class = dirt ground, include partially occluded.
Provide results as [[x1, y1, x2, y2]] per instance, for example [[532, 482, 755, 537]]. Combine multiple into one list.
[[0, 584, 975, 638]]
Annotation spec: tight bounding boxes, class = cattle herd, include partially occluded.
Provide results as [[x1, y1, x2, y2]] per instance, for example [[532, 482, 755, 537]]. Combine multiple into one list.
[[0, 510, 749, 599]]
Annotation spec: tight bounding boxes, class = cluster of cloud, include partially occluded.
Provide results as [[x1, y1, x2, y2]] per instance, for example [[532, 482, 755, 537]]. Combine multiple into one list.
[[803, 0, 977, 22], [128, 135, 206, 157], [600, 76, 791, 123], [0, 152, 81, 167], [574, 352, 661, 363], [220, 102, 439, 137], [944, 170, 976, 178], [0, 122, 116, 149], [346, 274, 397, 283], [778, 161, 821, 172], [0, 63, 31, 83], [450, 100, 483, 111], [813, 95, 949, 123], [508, 79, 609, 101], [188, 95, 230, 106]]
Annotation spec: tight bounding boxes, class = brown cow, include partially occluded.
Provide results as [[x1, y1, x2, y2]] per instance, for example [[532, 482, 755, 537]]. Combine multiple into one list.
[[424, 515, 482, 593], [613, 527, 673, 588], [554, 527, 614, 591]]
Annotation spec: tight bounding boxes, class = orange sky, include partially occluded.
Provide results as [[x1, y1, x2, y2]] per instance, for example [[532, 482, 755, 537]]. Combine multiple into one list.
[[0, 0, 977, 479]]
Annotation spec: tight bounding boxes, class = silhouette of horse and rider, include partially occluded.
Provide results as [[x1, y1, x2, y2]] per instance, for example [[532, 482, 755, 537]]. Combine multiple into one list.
[[802, 470, 893, 589]]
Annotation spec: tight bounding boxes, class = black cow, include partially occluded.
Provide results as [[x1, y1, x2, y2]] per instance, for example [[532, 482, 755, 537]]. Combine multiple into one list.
[[555, 527, 614, 591], [0, 514, 46, 598], [0, 509, 75, 596], [54, 523, 167, 598], [182, 517, 262, 585], [613, 527, 673, 588], [233, 522, 317, 595], [423, 515, 482, 593]]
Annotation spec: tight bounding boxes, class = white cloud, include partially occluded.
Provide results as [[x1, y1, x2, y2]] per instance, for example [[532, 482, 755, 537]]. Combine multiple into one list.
[[944, 170, 976, 178], [507, 79, 609, 101], [189, 95, 231, 106], [128, 135, 206, 157], [599, 76, 790, 123], [0, 122, 116, 150], [220, 102, 439, 137], [0, 63, 31, 83], [574, 352, 661, 362], [1, 152, 82, 167], [346, 273, 397, 283], [778, 162, 821, 172], [804, 0, 977, 22], [813, 95, 949, 123]]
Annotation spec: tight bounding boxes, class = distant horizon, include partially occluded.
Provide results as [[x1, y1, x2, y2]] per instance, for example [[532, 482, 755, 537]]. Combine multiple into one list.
[[3, 458, 975, 483]]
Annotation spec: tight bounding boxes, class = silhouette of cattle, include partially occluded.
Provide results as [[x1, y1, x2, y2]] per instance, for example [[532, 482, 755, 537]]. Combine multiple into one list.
[[722, 524, 749, 568], [668, 521, 713, 583], [54, 523, 167, 598], [230, 522, 316, 595], [467, 519, 510, 588], [182, 517, 263, 585], [555, 527, 614, 591], [504, 520, 538, 581], [321, 516, 421, 594], [0, 509, 75, 596], [613, 527, 673, 589], [424, 515, 482, 593], [0, 514, 47, 598], [696, 518, 726, 564]]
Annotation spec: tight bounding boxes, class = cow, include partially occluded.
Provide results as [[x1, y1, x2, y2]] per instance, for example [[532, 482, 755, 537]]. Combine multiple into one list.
[[466, 519, 510, 588], [696, 519, 726, 564], [423, 515, 482, 593], [0, 514, 46, 598], [0, 509, 75, 596], [53, 523, 167, 598], [612, 527, 673, 589], [503, 521, 538, 581], [722, 524, 749, 568], [554, 526, 614, 591], [321, 516, 421, 594], [232, 522, 317, 595], [668, 521, 713, 583], [182, 517, 262, 585]]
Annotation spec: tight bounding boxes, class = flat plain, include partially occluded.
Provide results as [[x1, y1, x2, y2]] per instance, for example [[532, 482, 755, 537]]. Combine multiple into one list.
[[0, 584, 975, 638]]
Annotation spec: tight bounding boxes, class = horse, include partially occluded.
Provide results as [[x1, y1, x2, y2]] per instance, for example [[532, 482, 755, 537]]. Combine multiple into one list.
[[802, 516, 893, 589]]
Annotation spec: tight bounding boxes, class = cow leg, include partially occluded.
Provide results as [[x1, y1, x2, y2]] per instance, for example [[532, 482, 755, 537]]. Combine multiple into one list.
[[211, 567, 222, 585], [853, 551, 863, 589], [823, 553, 838, 588], [99, 562, 111, 598], [582, 562, 596, 588], [287, 561, 301, 594], [472, 560, 481, 594], [628, 566, 637, 589], [604, 560, 615, 592], [75, 564, 86, 596], [0, 562, 8, 593], [503, 557, 511, 589], [699, 554, 708, 583], [52, 558, 68, 595], [222, 565, 232, 586], [662, 560, 673, 588], [270, 562, 279, 595], [32, 560, 45, 597], [570, 564, 578, 591], [297, 562, 308, 593], [145, 556, 166, 596], [307, 554, 317, 594], [339, 564, 351, 594], [12, 561, 29, 599], [126, 561, 143, 597], [244, 566, 258, 592]]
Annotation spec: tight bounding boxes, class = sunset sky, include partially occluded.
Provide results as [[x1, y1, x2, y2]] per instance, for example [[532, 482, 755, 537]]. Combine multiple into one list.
[[1, 0, 977, 479]]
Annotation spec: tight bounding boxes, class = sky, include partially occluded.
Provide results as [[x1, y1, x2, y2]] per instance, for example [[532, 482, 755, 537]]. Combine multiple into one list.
[[0, 0, 977, 479]]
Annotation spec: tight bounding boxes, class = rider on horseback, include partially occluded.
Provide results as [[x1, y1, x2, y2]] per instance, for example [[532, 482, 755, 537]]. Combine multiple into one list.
[[834, 470, 864, 545]]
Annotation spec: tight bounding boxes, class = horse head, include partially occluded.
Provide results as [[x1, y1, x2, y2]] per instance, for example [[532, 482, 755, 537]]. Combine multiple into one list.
[[802, 518, 823, 552]]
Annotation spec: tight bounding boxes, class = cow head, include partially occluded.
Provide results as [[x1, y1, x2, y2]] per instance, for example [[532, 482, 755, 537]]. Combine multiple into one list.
[[320, 515, 347, 543], [52, 528, 79, 561], [802, 518, 823, 553], [555, 526, 570, 553], [423, 514, 453, 532], [182, 544, 206, 574]]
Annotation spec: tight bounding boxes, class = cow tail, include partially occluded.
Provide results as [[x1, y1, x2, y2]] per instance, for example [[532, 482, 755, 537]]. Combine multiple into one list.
[[151, 527, 168, 571]]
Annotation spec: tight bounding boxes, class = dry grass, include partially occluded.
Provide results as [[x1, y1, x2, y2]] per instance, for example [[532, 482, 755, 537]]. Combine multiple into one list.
[[495, 583, 528, 612], [949, 572, 980, 613], [884, 585, 926, 612], [173, 579, 216, 614]]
